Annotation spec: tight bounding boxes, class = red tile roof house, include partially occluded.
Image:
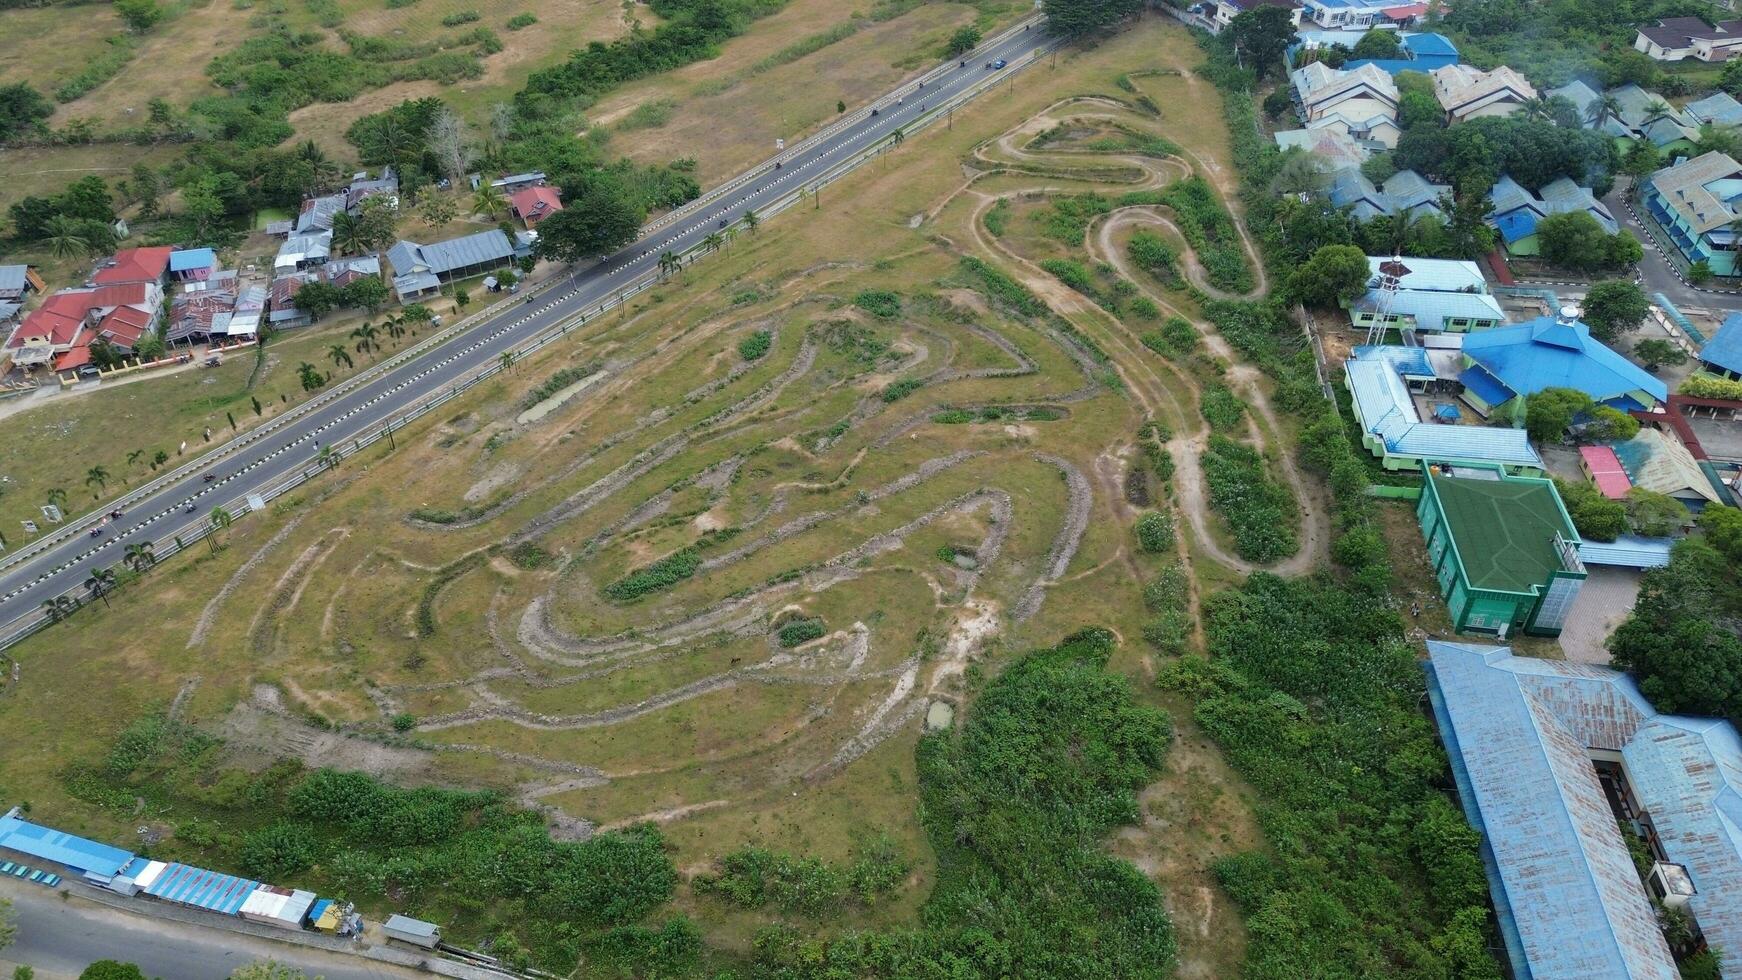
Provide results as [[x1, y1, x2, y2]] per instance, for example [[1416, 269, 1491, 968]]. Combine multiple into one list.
[[509, 186, 563, 228], [3, 281, 163, 373], [90, 246, 174, 287]]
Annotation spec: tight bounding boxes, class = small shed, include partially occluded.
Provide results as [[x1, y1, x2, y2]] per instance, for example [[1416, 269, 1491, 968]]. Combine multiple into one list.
[[384, 913, 441, 949]]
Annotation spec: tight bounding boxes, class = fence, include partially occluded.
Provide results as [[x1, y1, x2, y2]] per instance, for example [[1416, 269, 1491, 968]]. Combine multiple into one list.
[[0, 29, 1056, 654]]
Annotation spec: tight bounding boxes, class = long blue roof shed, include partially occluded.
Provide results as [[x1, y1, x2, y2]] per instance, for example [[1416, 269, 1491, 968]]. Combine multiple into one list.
[[1699, 312, 1742, 378], [0, 812, 135, 876], [1425, 641, 1742, 980]]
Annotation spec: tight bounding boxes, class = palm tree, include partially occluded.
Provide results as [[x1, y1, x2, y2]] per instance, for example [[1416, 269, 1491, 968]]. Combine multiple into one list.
[[1586, 93, 1623, 131], [499, 350, 517, 373], [330, 211, 368, 256], [316, 445, 340, 473], [41, 596, 78, 624], [351, 323, 380, 361], [1519, 95, 1555, 123], [473, 182, 507, 219], [85, 466, 109, 498], [84, 568, 117, 609], [1644, 99, 1674, 124], [327, 344, 354, 371], [45, 487, 68, 515], [703, 232, 724, 253], [657, 251, 681, 279], [123, 540, 155, 573], [383, 316, 406, 346], [42, 215, 91, 261], [207, 506, 233, 553], [742, 209, 759, 234]]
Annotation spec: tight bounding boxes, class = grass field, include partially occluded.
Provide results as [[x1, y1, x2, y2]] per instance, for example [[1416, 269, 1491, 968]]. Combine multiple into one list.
[[0, 17, 1306, 974]]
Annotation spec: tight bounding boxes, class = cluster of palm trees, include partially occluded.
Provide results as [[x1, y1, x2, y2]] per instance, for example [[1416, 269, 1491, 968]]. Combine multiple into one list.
[[665, 209, 761, 276], [47, 540, 155, 622]]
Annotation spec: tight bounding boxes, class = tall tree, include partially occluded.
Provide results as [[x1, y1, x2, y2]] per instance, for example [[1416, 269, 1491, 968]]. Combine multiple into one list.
[[1580, 279, 1650, 344], [534, 181, 645, 264], [1228, 5, 1297, 80], [425, 105, 477, 184], [1043, 0, 1141, 37], [0, 83, 52, 141]]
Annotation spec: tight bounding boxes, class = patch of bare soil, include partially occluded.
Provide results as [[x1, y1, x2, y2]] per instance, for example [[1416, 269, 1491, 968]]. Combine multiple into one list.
[[220, 697, 432, 780]]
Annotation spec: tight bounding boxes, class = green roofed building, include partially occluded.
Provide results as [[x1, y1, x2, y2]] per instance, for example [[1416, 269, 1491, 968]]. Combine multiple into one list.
[[1416, 462, 1586, 637]]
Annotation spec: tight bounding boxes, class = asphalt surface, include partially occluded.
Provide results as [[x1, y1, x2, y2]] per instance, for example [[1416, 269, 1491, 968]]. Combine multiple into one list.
[[0, 880, 422, 980], [0, 23, 1051, 642]]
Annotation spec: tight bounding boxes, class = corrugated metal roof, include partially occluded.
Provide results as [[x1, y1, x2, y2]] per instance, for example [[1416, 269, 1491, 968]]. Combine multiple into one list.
[[169, 248, 216, 272], [1576, 534, 1672, 568], [385, 913, 439, 937], [1700, 313, 1742, 376], [388, 230, 513, 277], [1611, 428, 1722, 504], [1425, 642, 1679, 980], [144, 862, 261, 914], [0, 266, 27, 294], [1688, 92, 1742, 127], [1579, 444, 1632, 498], [1463, 316, 1668, 408], [1353, 288, 1506, 332], [1365, 255, 1485, 293], [0, 814, 135, 876], [1347, 350, 1543, 467]]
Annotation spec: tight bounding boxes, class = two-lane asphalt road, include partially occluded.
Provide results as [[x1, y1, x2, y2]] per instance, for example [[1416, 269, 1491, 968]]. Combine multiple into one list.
[[0, 23, 1053, 642]]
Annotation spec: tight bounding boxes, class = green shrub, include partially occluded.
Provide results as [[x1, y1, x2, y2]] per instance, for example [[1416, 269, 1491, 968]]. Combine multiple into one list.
[[854, 289, 902, 319], [984, 198, 1011, 237], [881, 378, 924, 402], [603, 548, 701, 602], [1136, 511, 1175, 553], [776, 618, 826, 647], [737, 329, 772, 360], [440, 9, 479, 24], [1158, 176, 1253, 293], [505, 11, 536, 29], [1199, 384, 1246, 432], [1201, 436, 1297, 563], [958, 256, 1047, 319], [520, 361, 602, 410], [508, 542, 552, 569]]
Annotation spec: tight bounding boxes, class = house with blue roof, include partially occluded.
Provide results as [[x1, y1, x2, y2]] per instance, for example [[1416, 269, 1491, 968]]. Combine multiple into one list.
[[1345, 346, 1542, 472], [1458, 311, 1669, 416], [1300, 0, 1425, 30], [1642, 151, 1742, 277], [1488, 175, 1618, 257], [1698, 311, 1742, 379], [1425, 641, 1742, 979], [1687, 91, 1742, 128], [168, 247, 217, 283]]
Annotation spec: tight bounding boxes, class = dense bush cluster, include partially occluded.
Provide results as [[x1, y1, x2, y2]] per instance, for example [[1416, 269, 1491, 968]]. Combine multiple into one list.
[[737, 329, 773, 360], [853, 289, 902, 319], [750, 629, 1176, 977], [65, 727, 687, 975], [1199, 384, 1246, 433], [880, 378, 925, 402], [1127, 230, 1182, 289], [775, 617, 826, 647], [602, 547, 701, 601], [1140, 563, 1190, 655], [1201, 436, 1298, 564], [1163, 575, 1496, 978], [1135, 511, 1174, 553], [695, 837, 907, 916], [1157, 176, 1253, 293]]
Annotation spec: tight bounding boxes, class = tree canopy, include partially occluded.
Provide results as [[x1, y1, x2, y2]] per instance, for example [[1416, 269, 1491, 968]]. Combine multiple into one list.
[[0, 83, 52, 142], [1580, 279, 1650, 343], [1537, 211, 1642, 272], [1287, 243, 1371, 307], [1609, 535, 1742, 726], [1044, 0, 1144, 38], [1227, 5, 1297, 80], [534, 180, 645, 263]]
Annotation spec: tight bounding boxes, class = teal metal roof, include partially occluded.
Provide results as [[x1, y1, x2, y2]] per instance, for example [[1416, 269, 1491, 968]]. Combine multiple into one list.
[[1346, 349, 1543, 467]]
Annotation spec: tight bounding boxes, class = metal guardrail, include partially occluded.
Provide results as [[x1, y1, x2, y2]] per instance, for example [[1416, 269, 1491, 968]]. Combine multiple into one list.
[[0, 33, 1055, 651]]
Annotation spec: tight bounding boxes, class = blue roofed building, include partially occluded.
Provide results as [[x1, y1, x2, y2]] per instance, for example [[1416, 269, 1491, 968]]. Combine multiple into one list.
[[1699, 311, 1742, 379], [1687, 91, 1742, 128], [1459, 310, 1669, 415], [1300, 0, 1426, 30], [1488, 175, 1618, 257], [0, 809, 135, 878], [1425, 641, 1742, 979], [1345, 346, 1543, 472], [1346, 256, 1506, 339], [168, 247, 217, 282], [1289, 29, 1458, 75], [1641, 150, 1742, 277], [1326, 168, 1448, 221]]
